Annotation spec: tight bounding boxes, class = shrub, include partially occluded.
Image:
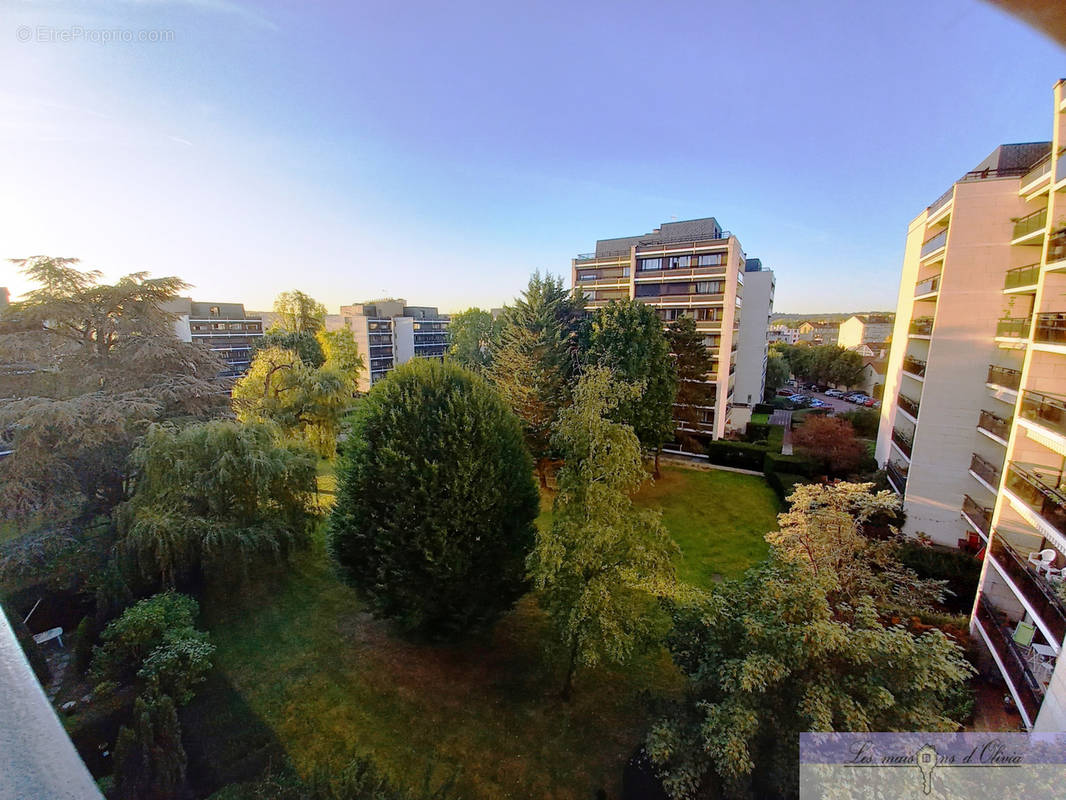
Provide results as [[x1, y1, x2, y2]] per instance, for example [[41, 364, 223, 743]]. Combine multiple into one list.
[[73, 616, 96, 676], [792, 416, 865, 477], [766, 425, 785, 454], [705, 440, 767, 471], [745, 422, 771, 443], [896, 542, 982, 614], [752, 403, 774, 416], [764, 452, 819, 478], [329, 359, 539, 637], [765, 471, 809, 502], [838, 408, 880, 439]]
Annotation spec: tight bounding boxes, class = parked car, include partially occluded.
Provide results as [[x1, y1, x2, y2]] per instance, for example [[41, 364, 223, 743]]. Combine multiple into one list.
[[809, 399, 828, 408], [824, 389, 844, 398], [850, 394, 871, 405], [863, 397, 878, 407], [777, 388, 795, 397]]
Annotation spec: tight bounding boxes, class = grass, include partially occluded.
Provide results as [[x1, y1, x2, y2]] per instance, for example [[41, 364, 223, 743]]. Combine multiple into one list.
[[750, 412, 770, 425], [199, 460, 779, 798]]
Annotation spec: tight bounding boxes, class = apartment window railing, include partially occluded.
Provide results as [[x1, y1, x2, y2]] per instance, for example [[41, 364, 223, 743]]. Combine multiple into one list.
[[914, 276, 940, 297], [1012, 208, 1048, 241], [920, 229, 949, 258], [1004, 263, 1042, 290], [962, 494, 992, 536], [1006, 463, 1066, 538], [978, 409, 1012, 441], [928, 187, 953, 215], [970, 452, 1002, 488], [897, 392, 920, 418], [1059, 157, 1066, 185], [891, 427, 914, 458], [987, 364, 1022, 390], [1034, 313, 1066, 345], [975, 597, 1044, 723], [997, 316, 1032, 338], [1021, 154, 1053, 187], [902, 355, 927, 377], [1019, 390, 1066, 438], [989, 536, 1066, 644], [886, 461, 908, 493], [1050, 230, 1066, 265], [909, 317, 934, 335]]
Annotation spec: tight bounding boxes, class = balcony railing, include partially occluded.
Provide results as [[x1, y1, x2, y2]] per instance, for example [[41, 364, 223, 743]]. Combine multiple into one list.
[[1006, 463, 1066, 539], [978, 409, 1012, 441], [909, 317, 934, 336], [1019, 390, 1066, 438], [962, 494, 992, 537], [989, 536, 1066, 645], [1050, 230, 1066, 265], [898, 392, 920, 418], [975, 597, 1044, 724], [886, 461, 908, 493], [920, 229, 949, 258], [902, 355, 927, 377], [914, 276, 940, 297], [996, 316, 1032, 338], [1004, 263, 1041, 290], [928, 187, 953, 215], [987, 364, 1022, 391], [1034, 313, 1066, 345], [1021, 153, 1053, 187], [1012, 208, 1047, 241], [970, 452, 1002, 488], [891, 427, 914, 458]]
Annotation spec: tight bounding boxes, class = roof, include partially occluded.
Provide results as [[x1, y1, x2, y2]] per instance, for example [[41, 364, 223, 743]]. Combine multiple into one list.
[[849, 314, 894, 325]]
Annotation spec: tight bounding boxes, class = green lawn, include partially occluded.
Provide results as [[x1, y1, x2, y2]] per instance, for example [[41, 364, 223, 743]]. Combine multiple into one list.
[[197, 460, 778, 798], [751, 412, 770, 425]]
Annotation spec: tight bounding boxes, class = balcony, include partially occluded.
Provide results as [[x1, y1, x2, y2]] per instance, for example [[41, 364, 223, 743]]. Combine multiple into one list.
[[1020, 153, 1053, 190], [897, 392, 920, 419], [1012, 208, 1047, 242], [891, 427, 913, 458], [928, 187, 953, 216], [914, 276, 939, 297], [996, 316, 1032, 339], [1003, 263, 1041, 291], [886, 461, 908, 494], [987, 364, 1022, 391], [1006, 463, 1066, 540], [1034, 313, 1066, 346], [1049, 230, 1066, 265], [962, 494, 992, 538], [978, 409, 1012, 441], [920, 229, 948, 259], [974, 597, 1044, 725], [909, 317, 934, 336], [970, 452, 1002, 489], [989, 536, 1066, 645], [902, 355, 927, 377], [1019, 390, 1066, 439]]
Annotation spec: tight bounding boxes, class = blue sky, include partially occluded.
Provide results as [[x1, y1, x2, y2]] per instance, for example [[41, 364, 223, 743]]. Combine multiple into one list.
[[1, 0, 1063, 313]]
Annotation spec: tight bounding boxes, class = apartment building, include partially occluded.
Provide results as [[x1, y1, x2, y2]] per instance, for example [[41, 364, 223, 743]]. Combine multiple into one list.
[[571, 217, 746, 442], [876, 79, 1066, 731], [164, 298, 264, 377], [339, 299, 449, 392], [837, 313, 894, 349], [796, 321, 839, 345], [734, 259, 776, 407]]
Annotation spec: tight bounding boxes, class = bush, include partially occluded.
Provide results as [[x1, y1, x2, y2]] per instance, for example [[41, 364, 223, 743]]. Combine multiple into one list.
[[73, 616, 96, 676], [745, 422, 771, 443], [764, 452, 819, 478], [766, 425, 785, 454], [705, 440, 767, 471], [329, 359, 539, 637], [765, 471, 809, 502], [896, 542, 982, 614], [838, 408, 880, 439], [752, 403, 774, 416]]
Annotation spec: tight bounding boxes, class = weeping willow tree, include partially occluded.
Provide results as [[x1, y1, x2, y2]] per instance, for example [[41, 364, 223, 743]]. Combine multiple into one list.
[[116, 420, 318, 589]]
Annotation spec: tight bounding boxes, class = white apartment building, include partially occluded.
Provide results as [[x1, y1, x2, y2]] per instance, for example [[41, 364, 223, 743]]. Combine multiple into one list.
[[837, 314, 894, 349], [877, 80, 1066, 731], [339, 299, 449, 392], [734, 259, 775, 407], [768, 324, 800, 345], [163, 298, 264, 378], [572, 217, 749, 442]]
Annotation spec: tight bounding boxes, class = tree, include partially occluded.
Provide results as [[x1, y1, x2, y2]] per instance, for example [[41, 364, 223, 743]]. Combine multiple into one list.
[[232, 346, 353, 456], [580, 300, 678, 476], [447, 307, 501, 374], [665, 317, 716, 452], [316, 328, 365, 379], [329, 359, 539, 637], [792, 415, 866, 477], [116, 421, 318, 589], [113, 693, 187, 800], [528, 367, 681, 699], [764, 351, 789, 399], [254, 329, 325, 368], [490, 273, 583, 486], [0, 257, 223, 524], [273, 289, 327, 334], [646, 559, 973, 799]]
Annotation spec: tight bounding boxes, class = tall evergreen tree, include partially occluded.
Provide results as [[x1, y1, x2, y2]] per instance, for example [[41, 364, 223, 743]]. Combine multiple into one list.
[[113, 693, 187, 800], [580, 300, 678, 476], [489, 273, 583, 486], [665, 317, 717, 452]]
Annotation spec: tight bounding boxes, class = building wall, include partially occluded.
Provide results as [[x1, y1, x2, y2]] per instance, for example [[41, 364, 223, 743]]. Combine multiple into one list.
[[838, 317, 894, 349], [734, 269, 774, 407]]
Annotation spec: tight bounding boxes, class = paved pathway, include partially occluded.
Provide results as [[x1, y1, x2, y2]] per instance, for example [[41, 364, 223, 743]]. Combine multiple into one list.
[[769, 409, 794, 454]]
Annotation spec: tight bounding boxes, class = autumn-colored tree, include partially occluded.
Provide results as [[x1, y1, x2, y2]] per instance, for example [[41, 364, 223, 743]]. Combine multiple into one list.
[[792, 415, 866, 477]]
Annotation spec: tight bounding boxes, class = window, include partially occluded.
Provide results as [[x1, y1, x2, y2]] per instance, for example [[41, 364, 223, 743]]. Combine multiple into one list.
[[578, 272, 597, 281], [635, 283, 660, 298], [668, 255, 690, 269], [697, 253, 724, 267], [696, 280, 723, 294], [209, 306, 220, 317], [639, 258, 662, 271], [622, 267, 631, 277]]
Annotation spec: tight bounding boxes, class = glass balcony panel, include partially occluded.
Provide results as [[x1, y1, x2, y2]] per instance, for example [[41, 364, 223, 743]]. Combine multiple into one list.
[[1006, 463, 1066, 539], [920, 229, 948, 258], [1012, 208, 1047, 240], [909, 317, 934, 335], [1034, 313, 1066, 345], [891, 427, 913, 457], [902, 356, 927, 377], [897, 393, 920, 418], [970, 453, 1002, 487], [987, 365, 1022, 390], [1003, 263, 1041, 290], [914, 277, 939, 297], [989, 536, 1066, 644], [975, 598, 1044, 723], [978, 410, 1012, 440], [1019, 390, 1066, 437], [996, 316, 1032, 338], [962, 494, 991, 536]]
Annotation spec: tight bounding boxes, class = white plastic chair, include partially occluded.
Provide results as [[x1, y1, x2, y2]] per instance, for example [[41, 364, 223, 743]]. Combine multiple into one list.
[[1028, 549, 1057, 574]]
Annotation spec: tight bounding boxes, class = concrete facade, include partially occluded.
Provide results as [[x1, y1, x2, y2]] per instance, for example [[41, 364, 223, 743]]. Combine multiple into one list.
[[163, 297, 264, 377], [339, 299, 449, 392], [837, 314, 894, 349], [734, 263, 775, 407]]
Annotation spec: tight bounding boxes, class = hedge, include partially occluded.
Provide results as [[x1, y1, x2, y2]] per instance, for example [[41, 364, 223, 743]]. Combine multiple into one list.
[[753, 402, 774, 415], [705, 440, 768, 471], [766, 471, 809, 502], [764, 451, 819, 477], [896, 541, 982, 614], [767, 425, 785, 454], [745, 422, 771, 443]]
